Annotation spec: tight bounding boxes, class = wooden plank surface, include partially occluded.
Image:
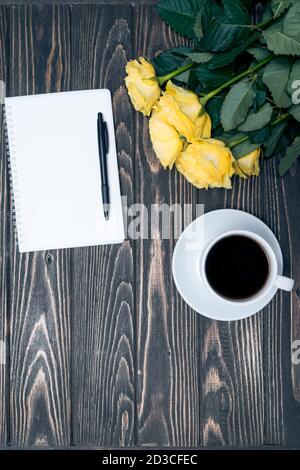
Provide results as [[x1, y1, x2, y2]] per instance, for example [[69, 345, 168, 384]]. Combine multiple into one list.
[[197, 173, 265, 445], [70, 4, 135, 447], [134, 5, 201, 447], [8, 4, 72, 446], [0, 1, 299, 449], [0, 5, 8, 446], [260, 160, 290, 445], [283, 163, 300, 403], [280, 160, 300, 447]]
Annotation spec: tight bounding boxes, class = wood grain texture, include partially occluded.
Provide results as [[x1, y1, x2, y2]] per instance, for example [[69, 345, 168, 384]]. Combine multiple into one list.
[[0, 5, 8, 446], [134, 5, 201, 447], [8, 4, 72, 446], [279, 155, 300, 447], [283, 163, 300, 403], [70, 4, 135, 446], [194, 5, 267, 446], [0, 1, 299, 449], [260, 158, 289, 445], [196, 3, 298, 447], [197, 156, 297, 447], [197, 176, 265, 446]]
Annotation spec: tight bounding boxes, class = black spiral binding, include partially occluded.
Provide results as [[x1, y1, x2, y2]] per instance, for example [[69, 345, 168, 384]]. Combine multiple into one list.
[[3, 104, 22, 247]]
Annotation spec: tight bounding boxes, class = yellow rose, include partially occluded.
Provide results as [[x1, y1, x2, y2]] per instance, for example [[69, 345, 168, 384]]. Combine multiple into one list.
[[125, 57, 161, 116], [149, 109, 183, 169], [165, 81, 212, 140], [234, 148, 261, 178], [165, 80, 202, 121], [154, 93, 196, 142], [194, 113, 212, 140], [176, 140, 235, 189], [148, 81, 212, 169]]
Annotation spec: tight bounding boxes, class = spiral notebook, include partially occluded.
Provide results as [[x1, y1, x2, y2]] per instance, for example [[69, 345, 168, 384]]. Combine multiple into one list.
[[5, 89, 125, 253]]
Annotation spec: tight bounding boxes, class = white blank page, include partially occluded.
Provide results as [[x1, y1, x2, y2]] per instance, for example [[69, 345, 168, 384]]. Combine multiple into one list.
[[5, 90, 125, 252]]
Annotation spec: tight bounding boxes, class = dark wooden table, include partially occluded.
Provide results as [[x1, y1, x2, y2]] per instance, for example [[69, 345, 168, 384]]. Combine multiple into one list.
[[0, 0, 300, 449]]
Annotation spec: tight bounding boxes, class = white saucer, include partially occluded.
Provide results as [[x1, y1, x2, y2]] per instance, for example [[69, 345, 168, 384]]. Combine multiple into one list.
[[172, 209, 283, 321]]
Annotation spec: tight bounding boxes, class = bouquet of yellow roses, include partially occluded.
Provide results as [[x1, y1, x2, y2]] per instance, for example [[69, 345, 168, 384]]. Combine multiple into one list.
[[125, 0, 300, 190]]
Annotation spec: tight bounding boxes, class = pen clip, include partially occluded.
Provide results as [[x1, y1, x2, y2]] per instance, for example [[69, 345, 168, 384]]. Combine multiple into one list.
[[103, 121, 109, 154]]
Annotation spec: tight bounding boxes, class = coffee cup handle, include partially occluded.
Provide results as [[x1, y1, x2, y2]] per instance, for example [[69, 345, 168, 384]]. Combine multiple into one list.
[[274, 275, 294, 292]]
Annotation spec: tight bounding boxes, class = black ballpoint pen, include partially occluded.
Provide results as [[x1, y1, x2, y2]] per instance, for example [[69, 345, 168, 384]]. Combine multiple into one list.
[[97, 112, 110, 220]]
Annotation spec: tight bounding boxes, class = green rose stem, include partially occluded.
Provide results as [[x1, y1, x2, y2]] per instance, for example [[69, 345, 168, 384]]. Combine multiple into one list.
[[157, 62, 195, 86], [200, 54, 274, 106], [271, 112, 290, 127], [256, 15, 276, 30], [157, 54, 275, 93], [157, 53, 274, 90], [229, 113, 290, 149]]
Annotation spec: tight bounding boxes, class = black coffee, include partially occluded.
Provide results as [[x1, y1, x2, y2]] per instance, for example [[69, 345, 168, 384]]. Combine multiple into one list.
[[205, 235, 269, 300]]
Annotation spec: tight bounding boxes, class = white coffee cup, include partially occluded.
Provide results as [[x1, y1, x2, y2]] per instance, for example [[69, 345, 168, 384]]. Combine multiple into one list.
[[199, 229, 294, 305]]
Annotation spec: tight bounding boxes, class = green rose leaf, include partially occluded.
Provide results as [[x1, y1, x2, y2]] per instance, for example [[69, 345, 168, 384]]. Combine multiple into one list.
[[238, 103, 273, 132], [157, 0, 204, 39], [152, 47, 193, 76], [221, 79, 256, 132], [207, 33, 259, 70], [193, 0, 216, 40], [248, 126, 270, 144], [287, 59, 300, 95], [174, 70, 191, 85], [193, 11, 203, 40], [247, 47, 271, 62], [184, 52, 213, 63], [254, 90, 267, 111], [279, 135, 300, 175], [197, 22, 249, 52], [195, 64, 234, 88], [206, 97, 223, 129], [265, 122, 287, 157], [218, 132, 245, 147], [223, 0, 250, 24], [262, 57, 293, 108], [263, 3, 300, 55], [289, 104, 300, 122], [193, 9, 206, 40], [232, 141, 260, 160], [196, 0, 251, 52], [262, 1, 275, 21]]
